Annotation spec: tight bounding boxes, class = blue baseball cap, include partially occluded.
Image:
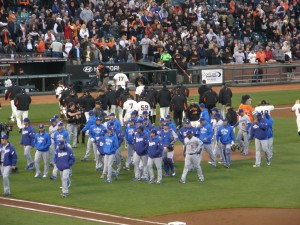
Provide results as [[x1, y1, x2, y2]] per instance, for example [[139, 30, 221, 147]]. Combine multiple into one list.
[[108, 121, 114, 126], [1, 134, 8, 139], [96, 117, 102, 121], [89, 110, 94, 116], [151, 129, 157, 135], [256, 112, 262, 118], [143, 117, 148, 121], [199, 103, 205, 108], [165, 115, 171, 119], [109, 113, 115, 117], [186, 130, 192, 135], [129, 118, 135, 122], [53, 114, 59, 119], [39, 124, 45, 129], [159, 118, 165, 123], [137, 126, 144, 131], [23, 118, 30, 122], [214, 113, 221, 118], [185, 119, 191, 124], [101, 129, 107, 135], [222, 118, 228, 121], [137, 118, 143, 123], [50, 118, 56, 123], [163, 122, 169, 126], [199, 118, 206, 122], [131, 111, 136, 115], [211, 107, 219, 112], [107, 126, 114, 131], [238, 109, 244, 114], [142, 111, 148, 115], [57, 121, 64, 126], [58, 140, 65, 146], [167, 145, 173, 150]]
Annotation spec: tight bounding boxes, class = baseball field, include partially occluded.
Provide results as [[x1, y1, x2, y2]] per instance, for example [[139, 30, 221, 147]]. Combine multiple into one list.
[[0, 83, 300, 225]]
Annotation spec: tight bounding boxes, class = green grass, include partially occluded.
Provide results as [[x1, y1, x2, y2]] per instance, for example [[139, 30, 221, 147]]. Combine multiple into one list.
[[0, 206, 108, 225], [0, 88, 299, 219]]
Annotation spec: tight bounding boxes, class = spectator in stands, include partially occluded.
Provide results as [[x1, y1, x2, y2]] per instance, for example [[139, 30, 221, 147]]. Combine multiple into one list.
[[50, 39, 63, 58], [256, 47, 267, 63], [264, 46, 274, 61], [233, 48, 245, 64], [273, 44, 285, 62], [69, 42, 83, 65]]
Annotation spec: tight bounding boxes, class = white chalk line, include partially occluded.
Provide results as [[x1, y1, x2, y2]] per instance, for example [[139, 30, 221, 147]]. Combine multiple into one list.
[[0, 203, 128, 225], [0, 197, 165, 225], [274, 107, 291, 110]]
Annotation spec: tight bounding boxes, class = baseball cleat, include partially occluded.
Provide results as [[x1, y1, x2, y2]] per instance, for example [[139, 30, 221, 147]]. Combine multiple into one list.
[[224, 164, 230, 168], [149, 179, 155, 184], [2, 192, 11, 197], [199, 177, 205, 182], [80, 157, 89, 161], [61, 193, 68, 198], [218, 161, 225, 164], [132, 177, 141, 181], [267, 162, 271, 166], [253, 164, 260, 168], [100, 174, 106, 179], [50, 175, 57, 180], [156, 180, 162, 184], [105, 180, 112, 184], [34, 173, 41, 178], [208, 161, 213, 165], [179, 179, 186, 184], [140, 178, 148, 182], [26, 163, 34, 170], [42, 175, 47, 178]]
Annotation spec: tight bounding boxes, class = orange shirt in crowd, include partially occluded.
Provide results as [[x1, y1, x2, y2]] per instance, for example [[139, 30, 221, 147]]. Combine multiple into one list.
[[36, 39, 45, 53], [256, 51, 266, 63], [239, 104, 254, 121]]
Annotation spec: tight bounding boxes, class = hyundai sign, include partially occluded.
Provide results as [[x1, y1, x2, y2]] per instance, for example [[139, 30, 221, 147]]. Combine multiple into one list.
[[201, 69, 223, 84]]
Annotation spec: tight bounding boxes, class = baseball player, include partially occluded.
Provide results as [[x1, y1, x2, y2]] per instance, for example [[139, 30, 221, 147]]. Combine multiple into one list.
[[123, 96, 137, 123], [132, 126, 149, 181], [50, 122, 70, 180], [54, 139, 75, 198], [198, 118, 216, 168], [48, 117, 58, 167], [107, 113, 122, 133], [34, 124, 51, 178], [212, 113, 226, 164], [102, 127, 119, 184], [113, 72, 129, 89], [178, 119, 198, 145], [249, 112, 271, 167], [147, 129, 164, 184], [0, 134, 18, 196], [143, 117, 154, 133], [235, 109, 251, 156], [199, 103, 211, 124], [265, 112, 274, 158], [164, 115, 177, 132], [124, 119, 136, 171], [254, 100, 275, 117], [89, 117, 106, 171], [156, 118, 165, 136], [134, 96, 151, 116], [160, 123, 178, 176], [239, 95, 254, 122], [20, 118, 35, 170], [216, 118, 236, 168], [81, 110, 97, 161], [291, 99, 300, 141], [179, 131, 204, 184]]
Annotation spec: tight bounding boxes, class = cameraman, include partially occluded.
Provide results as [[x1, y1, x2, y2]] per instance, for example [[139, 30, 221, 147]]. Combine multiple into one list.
[[66, 102, 81, 148]]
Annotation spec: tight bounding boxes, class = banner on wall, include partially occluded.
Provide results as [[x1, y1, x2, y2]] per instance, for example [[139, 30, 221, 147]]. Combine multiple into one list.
[[67, 63, 137, 80], [201, 69, 223, 84]]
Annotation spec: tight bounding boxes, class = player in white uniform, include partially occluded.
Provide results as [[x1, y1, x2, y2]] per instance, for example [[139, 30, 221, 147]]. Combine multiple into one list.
[[235, 109, 251, 155], [134, 97, 151, 116], [113, 72, 128, 89], [291, 99, 300, 141], [135, 80, 145, 100], [179, 131, 204, 183], [122, 96, 137, 122], [254, 100, 275, 117]]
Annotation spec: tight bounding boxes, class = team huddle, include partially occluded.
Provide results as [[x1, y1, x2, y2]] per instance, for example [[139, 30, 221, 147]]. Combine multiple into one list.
[[1, 81, 299, 198]]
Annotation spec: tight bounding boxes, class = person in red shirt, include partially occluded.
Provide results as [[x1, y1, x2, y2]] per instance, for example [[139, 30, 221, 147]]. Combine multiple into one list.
[[264, 46, 273, 61]]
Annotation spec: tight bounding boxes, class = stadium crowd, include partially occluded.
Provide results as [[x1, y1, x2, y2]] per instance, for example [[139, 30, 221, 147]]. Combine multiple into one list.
[[0, 0, 300, 68]]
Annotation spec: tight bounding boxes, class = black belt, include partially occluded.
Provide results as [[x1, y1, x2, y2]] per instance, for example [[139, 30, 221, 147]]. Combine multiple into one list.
[[188, 152, 200, 155]]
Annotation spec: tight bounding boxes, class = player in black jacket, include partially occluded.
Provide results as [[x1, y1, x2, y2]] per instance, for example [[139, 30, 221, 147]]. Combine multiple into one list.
[[5, 83, 22, 122], [186, 99, 201, 125], [170, 90, 187, 129], [198, 80, 210, 104], [203, 87, 218, 113], [157, 83, 171, 119], [14, 89, 31, 132], [78, 90, 95, 120], [225, 103, 238, 127], [218, 83, 233, 118], [106, 84, 117, 114]]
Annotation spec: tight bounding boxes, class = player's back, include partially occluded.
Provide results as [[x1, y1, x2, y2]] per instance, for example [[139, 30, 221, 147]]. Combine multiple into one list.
[[254, 105, 275, 116], [239, 104, 254, 121], [123, 99, 137, 113], [135, 101, 151, 115], [292, 103, 300, 116]]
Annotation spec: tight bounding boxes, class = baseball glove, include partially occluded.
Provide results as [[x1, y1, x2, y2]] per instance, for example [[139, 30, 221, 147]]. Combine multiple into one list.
[[11, 167, 19, 174], [231, 144, 240, 152]]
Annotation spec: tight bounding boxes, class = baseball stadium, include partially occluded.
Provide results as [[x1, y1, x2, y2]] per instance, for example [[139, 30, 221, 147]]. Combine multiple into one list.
[[0, 1, 300, 225]]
